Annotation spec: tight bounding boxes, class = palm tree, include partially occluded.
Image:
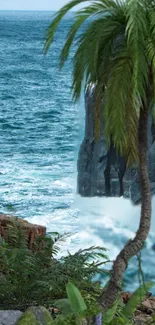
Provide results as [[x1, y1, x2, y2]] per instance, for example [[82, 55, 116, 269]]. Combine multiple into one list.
[[45, 0, 154, 311]]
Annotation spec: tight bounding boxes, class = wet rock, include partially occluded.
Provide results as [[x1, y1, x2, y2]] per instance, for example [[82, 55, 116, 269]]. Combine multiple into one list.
[[77, 86, 155, 204]]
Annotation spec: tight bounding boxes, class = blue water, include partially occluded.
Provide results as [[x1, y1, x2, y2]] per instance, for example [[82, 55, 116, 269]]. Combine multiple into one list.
[[0, 10, 155, 291], [0, 11, 78, 217]]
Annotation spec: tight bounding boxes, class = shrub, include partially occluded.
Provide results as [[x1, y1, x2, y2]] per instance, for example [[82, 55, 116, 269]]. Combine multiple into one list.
[[0, 221, 109, 311]]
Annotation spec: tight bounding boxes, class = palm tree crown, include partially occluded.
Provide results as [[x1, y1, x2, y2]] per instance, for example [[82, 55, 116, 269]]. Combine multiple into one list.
[[45, 0, 155, 165]]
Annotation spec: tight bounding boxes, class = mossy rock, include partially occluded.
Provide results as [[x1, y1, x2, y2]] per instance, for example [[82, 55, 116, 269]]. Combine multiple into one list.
[[16, 306, 54, 325]]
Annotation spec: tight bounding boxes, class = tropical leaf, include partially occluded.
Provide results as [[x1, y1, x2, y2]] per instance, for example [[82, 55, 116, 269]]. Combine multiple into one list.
[[45, 0, 90, 53], [104, 45, 134, 157], [45, 0, 155, 164], [59, 0, 119, 69], [66, 282, 87, 315], [126, 0, 149, 105]]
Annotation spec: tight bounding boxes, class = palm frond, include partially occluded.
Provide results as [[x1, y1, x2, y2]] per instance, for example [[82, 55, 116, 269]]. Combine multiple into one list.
[[72, 13, 125, 100], [103, 44, 133, 156], [45, 0, 90, 53], [126, 0, 149, 104], [45, 0, 155, 167], [59, 14, 89, 69], [125, 95, 139, 166], [59, 0, 120, 69]]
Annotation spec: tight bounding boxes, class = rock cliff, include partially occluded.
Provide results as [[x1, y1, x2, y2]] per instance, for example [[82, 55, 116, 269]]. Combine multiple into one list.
[[77, 86, 155, 204]]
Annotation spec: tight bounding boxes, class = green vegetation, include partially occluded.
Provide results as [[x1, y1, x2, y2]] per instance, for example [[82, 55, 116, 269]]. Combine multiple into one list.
[[0, 220, 109, 311], [45, 0, 155, 311], [14, 281, 155, 324], [1, 1, 155, 324], [0, 221, 155, 324], [57, 281, 155, 324]]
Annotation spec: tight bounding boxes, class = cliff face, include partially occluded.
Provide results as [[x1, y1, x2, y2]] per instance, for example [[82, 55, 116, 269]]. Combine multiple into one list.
[[77, 86, 155, 204]]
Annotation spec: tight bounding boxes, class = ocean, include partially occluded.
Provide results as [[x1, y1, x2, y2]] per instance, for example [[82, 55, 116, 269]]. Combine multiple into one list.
[[0, 10, 155, 291]]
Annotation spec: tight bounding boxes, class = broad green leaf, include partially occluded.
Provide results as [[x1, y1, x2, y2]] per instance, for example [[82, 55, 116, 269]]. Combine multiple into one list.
[[66, 282, 87, 315], [122, 282, 154, 319]]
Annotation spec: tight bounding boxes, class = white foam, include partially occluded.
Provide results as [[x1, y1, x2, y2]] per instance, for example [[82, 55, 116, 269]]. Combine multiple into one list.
[[73, 195, 155, 233], [25, 194, 155, 262]]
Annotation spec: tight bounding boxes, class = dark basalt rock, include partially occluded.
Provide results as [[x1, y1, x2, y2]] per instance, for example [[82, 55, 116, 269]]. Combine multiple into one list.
[[77, 86, 155, 204]]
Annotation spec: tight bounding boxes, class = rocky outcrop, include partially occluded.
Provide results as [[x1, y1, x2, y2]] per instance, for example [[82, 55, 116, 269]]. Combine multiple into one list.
[[77, 86, 155, 204], [0, 215, 46, 251], [16, 306, 53, 325]]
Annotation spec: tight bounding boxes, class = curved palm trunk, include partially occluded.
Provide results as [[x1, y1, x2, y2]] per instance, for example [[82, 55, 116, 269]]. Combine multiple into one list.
[[99, 106, 152, 312]]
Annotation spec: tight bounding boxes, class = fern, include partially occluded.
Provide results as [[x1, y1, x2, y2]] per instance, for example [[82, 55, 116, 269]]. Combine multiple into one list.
[[0, 223, 109, 311]]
